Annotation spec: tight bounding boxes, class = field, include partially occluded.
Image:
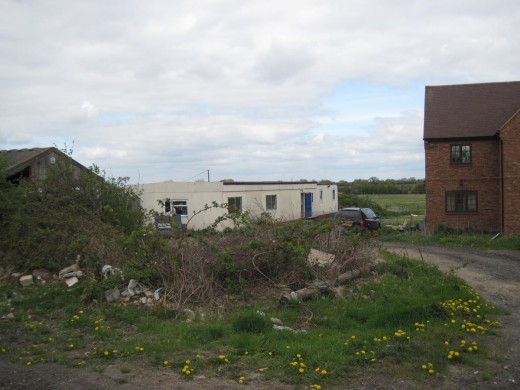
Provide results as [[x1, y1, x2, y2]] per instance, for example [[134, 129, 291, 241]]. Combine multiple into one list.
[[364, 194, 425, 227]]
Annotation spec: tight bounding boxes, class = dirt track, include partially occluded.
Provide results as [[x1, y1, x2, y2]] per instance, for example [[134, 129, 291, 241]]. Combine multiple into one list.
[[1, 243, 519, 389]]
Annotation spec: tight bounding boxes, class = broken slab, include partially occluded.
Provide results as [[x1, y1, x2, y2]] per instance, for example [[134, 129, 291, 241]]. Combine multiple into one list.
[[270, 317, 283, 326], [59, 264, 80, 279], [105, 287, 121, 302], [65, 276, 79, 287], [62, 271, 84, 279], [307, 248, 335, 267], [19, 275, 34, 287]]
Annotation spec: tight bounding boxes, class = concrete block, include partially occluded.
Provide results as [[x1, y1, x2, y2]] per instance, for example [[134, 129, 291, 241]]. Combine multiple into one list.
[[19, 275, 34, 287]]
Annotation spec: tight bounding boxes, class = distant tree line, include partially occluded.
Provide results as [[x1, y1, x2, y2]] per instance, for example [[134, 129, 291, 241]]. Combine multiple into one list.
[[220, 177, 425, 195]]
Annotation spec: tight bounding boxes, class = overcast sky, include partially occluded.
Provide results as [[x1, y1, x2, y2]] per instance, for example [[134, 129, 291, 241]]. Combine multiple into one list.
[[1, 1, 519, 183]]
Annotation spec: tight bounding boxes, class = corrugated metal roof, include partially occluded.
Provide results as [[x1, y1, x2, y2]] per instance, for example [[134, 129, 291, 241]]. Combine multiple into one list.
[[424, 81, 520, 140]]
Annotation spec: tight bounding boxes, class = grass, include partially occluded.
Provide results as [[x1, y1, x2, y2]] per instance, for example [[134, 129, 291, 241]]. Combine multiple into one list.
[[380, 229, 520, 250], [0, 251, 500, 388], [364, 194, 425, 227], [362, 193, 520, 250]]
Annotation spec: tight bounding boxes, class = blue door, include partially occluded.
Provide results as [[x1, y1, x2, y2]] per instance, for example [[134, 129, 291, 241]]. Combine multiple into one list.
[[304, 192, 312, 218]]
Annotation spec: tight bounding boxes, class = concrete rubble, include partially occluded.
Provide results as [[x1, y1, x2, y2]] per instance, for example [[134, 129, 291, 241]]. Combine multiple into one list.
[[307, 248, 335, 267], [270, 317, 307, 333], [102, 266, 161, 306], [19, 275, 34, 287], [8, 261, 162, 308], [59, 263, 84, 287]]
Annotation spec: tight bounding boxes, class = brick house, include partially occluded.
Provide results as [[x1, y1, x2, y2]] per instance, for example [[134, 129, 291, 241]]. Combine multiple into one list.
[[424, 81, 520, 235]]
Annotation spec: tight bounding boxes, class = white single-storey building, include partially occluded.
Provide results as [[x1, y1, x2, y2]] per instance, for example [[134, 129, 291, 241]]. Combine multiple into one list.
[[137, 181, 338, 230]]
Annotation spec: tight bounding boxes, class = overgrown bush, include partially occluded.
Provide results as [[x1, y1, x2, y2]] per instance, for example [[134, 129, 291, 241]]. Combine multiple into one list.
[[0, 158, 146, 272], [1, 158, 378, 310]]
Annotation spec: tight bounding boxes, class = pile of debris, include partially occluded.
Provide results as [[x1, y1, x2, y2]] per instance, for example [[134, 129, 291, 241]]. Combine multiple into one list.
[[9, 258, 162, 307], [14, 262, 84, 288]]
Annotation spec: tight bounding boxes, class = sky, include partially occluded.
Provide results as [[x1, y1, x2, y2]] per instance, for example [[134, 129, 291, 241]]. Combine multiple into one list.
[[1, 0, 519, 184]]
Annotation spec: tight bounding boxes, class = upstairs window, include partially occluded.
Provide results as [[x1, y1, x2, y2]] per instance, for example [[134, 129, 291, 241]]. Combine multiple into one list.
[[446, 191, 477, 213], [227, 197, 242, 214], [451, 144, 471, 165], [266, 195, 277, 210]]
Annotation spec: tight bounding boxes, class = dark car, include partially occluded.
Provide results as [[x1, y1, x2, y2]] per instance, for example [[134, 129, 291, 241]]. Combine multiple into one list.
[[334, 207, 381, 230]]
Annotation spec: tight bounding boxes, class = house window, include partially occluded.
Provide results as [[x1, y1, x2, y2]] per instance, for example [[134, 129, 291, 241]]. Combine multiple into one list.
[[227, 197, 242, 214], [446, 191, 477, 213], [450, 144, 471, 165], [332, 189, 336, 200], [319, 190, 323, 201], [266, 195, 277, 210], [172, 200, 188, 215], [165, 200, 188, 215]]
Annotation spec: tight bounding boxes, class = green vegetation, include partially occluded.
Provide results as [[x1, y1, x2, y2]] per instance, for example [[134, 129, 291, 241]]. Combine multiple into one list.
[[380, 229, 520, 250], [0, 158, 145, 272], [0, 164, 509, 386], [336, 177, 424, 195], [365, 194, 425, 227], [0, 252, 499, 387]]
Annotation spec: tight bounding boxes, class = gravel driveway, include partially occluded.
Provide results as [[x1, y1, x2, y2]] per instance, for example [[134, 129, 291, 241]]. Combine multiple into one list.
[[384, 243, 520, 389]]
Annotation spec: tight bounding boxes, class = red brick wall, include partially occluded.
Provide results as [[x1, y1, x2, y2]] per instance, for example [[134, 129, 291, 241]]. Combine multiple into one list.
[[499, 112, 520, 236], [425, 139, 500, 232]]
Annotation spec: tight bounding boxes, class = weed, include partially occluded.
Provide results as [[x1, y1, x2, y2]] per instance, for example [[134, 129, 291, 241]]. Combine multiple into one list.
[[231, 310, 270, 334]]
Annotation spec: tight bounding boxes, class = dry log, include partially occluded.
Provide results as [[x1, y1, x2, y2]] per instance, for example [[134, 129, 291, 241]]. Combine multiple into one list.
[[279, 264, 374, 303]]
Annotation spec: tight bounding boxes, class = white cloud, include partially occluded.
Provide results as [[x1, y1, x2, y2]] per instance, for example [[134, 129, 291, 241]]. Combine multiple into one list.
[[0, 0, 519, 181]]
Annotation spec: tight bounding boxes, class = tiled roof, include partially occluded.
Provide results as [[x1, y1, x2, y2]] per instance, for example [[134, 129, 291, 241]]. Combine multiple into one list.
[[423, 81, 520, 140]]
